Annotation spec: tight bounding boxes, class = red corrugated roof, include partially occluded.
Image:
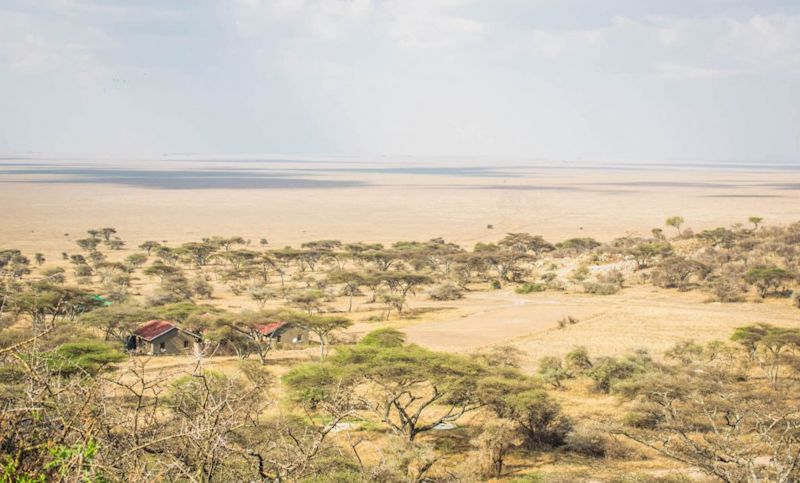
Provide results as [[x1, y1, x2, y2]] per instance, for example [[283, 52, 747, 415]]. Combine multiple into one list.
[[134, 320, 176, 341], [256, 321, 286, 336]]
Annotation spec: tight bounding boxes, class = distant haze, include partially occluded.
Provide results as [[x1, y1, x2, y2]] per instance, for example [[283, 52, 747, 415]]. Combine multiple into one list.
[[1, 0, 799, 162]]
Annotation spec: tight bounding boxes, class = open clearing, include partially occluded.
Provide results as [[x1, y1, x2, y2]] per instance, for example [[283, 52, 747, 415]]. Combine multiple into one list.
[[392, 287, 800, 367]]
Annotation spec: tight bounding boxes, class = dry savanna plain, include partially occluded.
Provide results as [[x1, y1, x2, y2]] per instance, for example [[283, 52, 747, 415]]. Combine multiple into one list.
[[2, 157, 800, 482]]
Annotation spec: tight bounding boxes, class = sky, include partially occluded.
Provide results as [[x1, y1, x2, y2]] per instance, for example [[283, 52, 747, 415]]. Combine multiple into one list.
[[1, 0, 799, 162]]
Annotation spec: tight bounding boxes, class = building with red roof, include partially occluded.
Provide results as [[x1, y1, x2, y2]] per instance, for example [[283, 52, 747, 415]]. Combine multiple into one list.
[[255, 321, 308, 347], [129, 320, 202, 356]]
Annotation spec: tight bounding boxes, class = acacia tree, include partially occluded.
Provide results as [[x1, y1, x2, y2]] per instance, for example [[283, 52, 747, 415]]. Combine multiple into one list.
[[248, 286, 273, 310], [247, 253, 276, 285], [209, 236, 246, 251], [665, 216, 684, 235], [355, 248, 401, 272], [100, 227, 117, 241], [380, 272, 433, 298], [498, 233, 555, 256], [628, 241, 673, 270], [281, 311, 351, 359], [177, 241, 218, 267], [124, 253, 148, 269], [745, 266, 795, 298], [473, 243, 532, 282], [204, 312, 281, 364], [0, 249, 31, 281], [285, 330, 488, 441], [80, 305, 158, 343], [13, 282, 103, 329], [327, 270, 365, 312], [217, 249, 259, 272], [615, 335, 800, 483], [652, 256, 709, 291], [138, 241, 161, 255], [730, 324, 800, 388], [287, 289, 325, 314], [76, 237, 101, 252]]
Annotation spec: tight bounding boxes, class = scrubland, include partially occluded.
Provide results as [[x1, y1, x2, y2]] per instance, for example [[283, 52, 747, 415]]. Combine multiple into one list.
[[2, 209, 800, 482]]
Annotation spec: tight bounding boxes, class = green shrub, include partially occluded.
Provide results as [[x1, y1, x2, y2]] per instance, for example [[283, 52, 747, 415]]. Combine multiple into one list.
[[586, 352, 652, 393], [537, 356, 568, 388], [359, 327, 406, 348], [428, 283, 465, 301], [49, 341, 125, 376], [516, 282, 546, 294], [564, 346, 592, 373], [583, 281, 620, 295], [502, 390, 572, 449]]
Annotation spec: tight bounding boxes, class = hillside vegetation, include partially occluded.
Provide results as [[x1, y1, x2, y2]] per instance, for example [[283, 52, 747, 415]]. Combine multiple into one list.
[[1, 217, 799, 482]]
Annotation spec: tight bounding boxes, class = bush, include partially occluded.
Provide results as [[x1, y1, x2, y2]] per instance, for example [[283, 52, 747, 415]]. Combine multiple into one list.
[[359, 327, 406, 348], [564, 426, 608, 457], [516, 282, 546, 294], [537, 356, 568, 388], [49, 341, 126, 376], [568, 266, 589, 283], [583, 281, 620, 295], [191, 277, 214, 299], [428, 283, 464, 301], [745, 265, 795, 298], [565, 426, 634, 459], [564, 346, 592, 373], [473, 421, 523, 478], [489, 279, 502, 290], [597, 269, 625, 287], [556, 316, 579, 329], [502, 390, 572, 449], [622, 411, 661, 429], [546, 279, 567, 291], [586, 352, 652, 393], [652, 257, 707, 291], [555, 238, 601, 254], [709, 275, 746, 302]]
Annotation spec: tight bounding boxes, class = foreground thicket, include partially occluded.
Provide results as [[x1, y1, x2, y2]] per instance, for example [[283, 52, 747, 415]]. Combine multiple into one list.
[[1, 322, 799, 482]]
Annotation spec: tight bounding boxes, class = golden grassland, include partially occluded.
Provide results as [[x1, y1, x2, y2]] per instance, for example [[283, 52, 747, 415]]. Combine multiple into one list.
[[4, 160, 800, 480]]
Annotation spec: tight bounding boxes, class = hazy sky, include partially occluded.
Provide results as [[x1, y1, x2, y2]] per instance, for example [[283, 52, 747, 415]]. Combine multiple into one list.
[[1, 0, 799, 162]]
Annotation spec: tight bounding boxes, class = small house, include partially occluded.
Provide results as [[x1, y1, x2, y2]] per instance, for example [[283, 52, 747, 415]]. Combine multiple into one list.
[[256, 321, 308, 348], [128, 320, 202, 355]]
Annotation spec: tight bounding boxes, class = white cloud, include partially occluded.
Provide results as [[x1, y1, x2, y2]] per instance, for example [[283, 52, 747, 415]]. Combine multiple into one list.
[[0, 10, 109, 83], [524, 27, 608, 58], [2, 1, 800, 159], [720, 14, 800, 76], [381, 0, 484, 49], [656, 62, 734, 80]]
